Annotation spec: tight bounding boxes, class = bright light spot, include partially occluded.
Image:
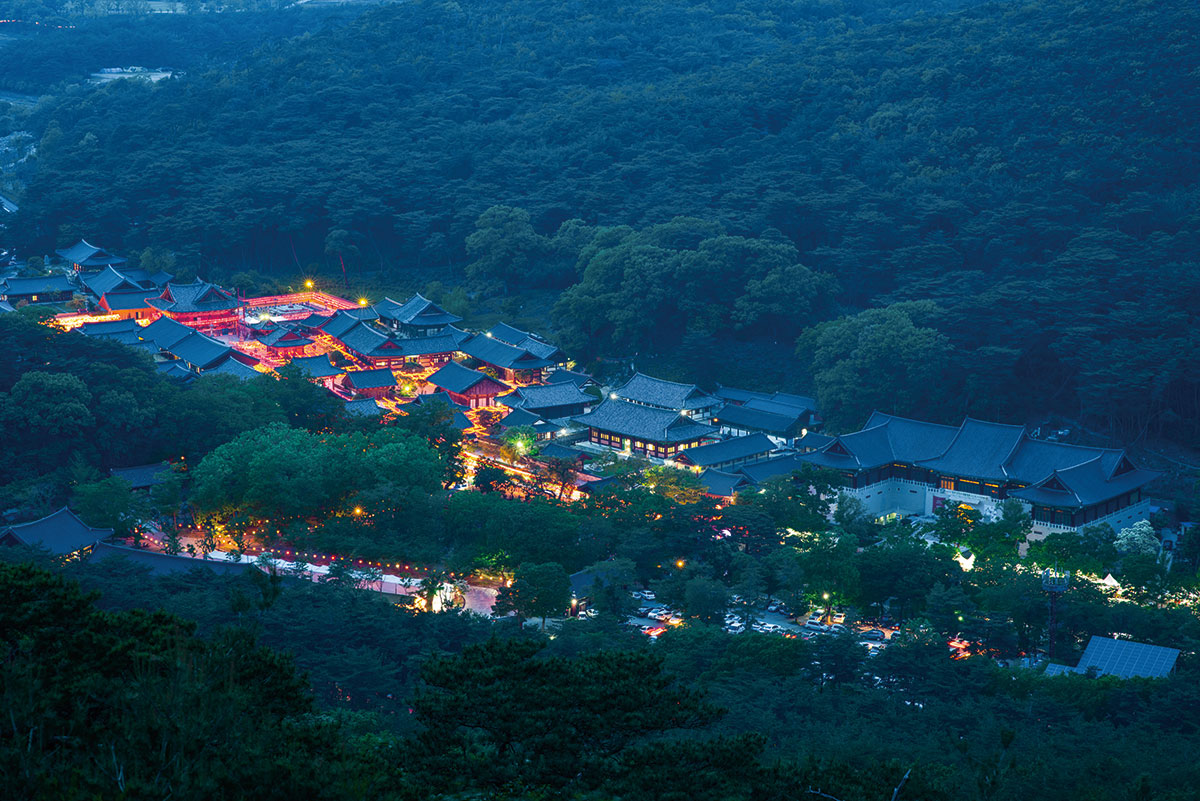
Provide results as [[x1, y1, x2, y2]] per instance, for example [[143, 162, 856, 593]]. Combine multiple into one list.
[[485, 332, 493, 338], [358, 298, 369, 306], [353, 506, 363, 516], [822, 592, 830, 601], [610, 392, 619, 400], [675, 559, 686, 569], [305, 279, 314, 289]]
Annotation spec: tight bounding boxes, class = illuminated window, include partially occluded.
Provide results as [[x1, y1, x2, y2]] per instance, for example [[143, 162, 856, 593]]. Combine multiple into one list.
[[940, 477, 954, 490]]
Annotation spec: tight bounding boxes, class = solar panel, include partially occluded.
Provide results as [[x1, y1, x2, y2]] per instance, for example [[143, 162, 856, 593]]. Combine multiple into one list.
[[1076, 636, 1179, 679], [1042, 663, 1077, 677]]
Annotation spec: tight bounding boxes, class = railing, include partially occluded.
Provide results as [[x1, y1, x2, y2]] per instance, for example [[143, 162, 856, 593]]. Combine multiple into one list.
[[241, 291, 359, 310]]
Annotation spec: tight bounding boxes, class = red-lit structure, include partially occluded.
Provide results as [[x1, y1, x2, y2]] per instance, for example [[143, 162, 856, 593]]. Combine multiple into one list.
[[147, 280, 241, 332]]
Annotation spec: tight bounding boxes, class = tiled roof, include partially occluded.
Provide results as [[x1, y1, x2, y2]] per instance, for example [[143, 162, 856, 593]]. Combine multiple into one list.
[[427, 361, 508, 395], [140, 316, 194, 349], [90, 542, 254, 576], [344, 397, 383, 416], [498, 407, 554, 432], [506, 382, 594, 412], [77, 318, 142, 338], [289, 353, 342, 379], [410, 390, 467, 411], [460, 334, 553, 371], [319, 311, 363, 339], [259, 328, 312, 349], [83, 265, 151, 296], [674, 433, 776, 467], [202, 357, 262, 381], [338, 322, 397, 357], [344, 368, 396, 390], [916, 418, 1027, 481], [743, 398, 812, 418], [147, 280, 238, 313], [738, 454, 810, 484], [700, 468, 749, 498], [0, 507, 111, 555], [99, 290, 156, 311], [770, 392, 818, 411], [1, 275, 76, 295], [391, 332, 462, 357], [545, 369, 596, 388], [615, 373, 717, 412], [168, 332, 235, 370], [712, 403, 805, 436], [56, 239, 126, 267], [572, 400, 715, 444], [374, 294, 461, 326], [156, 362, 197, 382], [714, 385, 771, 404]]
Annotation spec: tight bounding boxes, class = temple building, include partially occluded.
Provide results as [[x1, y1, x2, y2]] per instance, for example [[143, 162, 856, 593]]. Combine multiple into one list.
[[290, 353, 344, 389], [0, 507, 112, 558], [425, 361, 509, 409], [572, 399, 716, 459], [500, 382, 596, 420], [373, 294, 462, 338], [56, 239, 127, 273], [673, 432, 777, 472], [147, 280, 240, 331], [798, 412, 1159, 536], [393, 330, 469, 372], [459, 333, 555, 384], [484, 323, 569, 371], [0, 275, 76, 305], [81, 264, 173, 299], [341, 367, 398, 399], [611, 373, 721, 421]]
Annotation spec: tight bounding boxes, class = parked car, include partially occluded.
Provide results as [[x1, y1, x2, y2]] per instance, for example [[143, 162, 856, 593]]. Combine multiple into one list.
[[803, 620, 830, 633], [829, 623, 849, 635], [860, 629, 887, 641]]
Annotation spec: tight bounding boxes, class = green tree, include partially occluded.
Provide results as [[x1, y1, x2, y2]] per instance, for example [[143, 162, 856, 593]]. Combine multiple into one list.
[[494, 561, 571, 630]]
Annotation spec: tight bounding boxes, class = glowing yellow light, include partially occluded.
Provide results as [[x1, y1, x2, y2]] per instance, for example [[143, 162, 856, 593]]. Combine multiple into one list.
[[353, 506, 363, 516], [305, 279, 314, 289], [676, 559, 686, 569], [358, 298, 369, 306]]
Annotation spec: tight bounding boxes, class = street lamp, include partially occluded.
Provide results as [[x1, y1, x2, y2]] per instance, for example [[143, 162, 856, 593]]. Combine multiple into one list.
[[676, 559, 686, 569], [358, 298, 369, 307], [305, 279, 314, 289]]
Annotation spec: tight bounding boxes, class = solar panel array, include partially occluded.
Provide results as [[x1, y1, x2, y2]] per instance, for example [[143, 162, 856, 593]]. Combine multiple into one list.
[[1076, 636, 1179, 679]]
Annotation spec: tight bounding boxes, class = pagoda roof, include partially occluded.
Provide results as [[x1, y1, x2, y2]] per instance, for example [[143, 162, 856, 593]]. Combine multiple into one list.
[[289, 353, 342, 379], [614, 372, 717, 412], [427, 360, 508, 395], [743, 397, 814, 419], [56, 239, 126, 268], [1, 275, 75, 295], [498, 407, 554, 432], [572, 400, 715, 444], [0, 507, 111, 555], [147, 280, 238, 313], [294, 312, 333, 329], [168, 332, 236, 370], [674, 433, 776, 468], [460, 334, 553, 371], [344, 367, 397, 390], [375, 293, 461, 327]]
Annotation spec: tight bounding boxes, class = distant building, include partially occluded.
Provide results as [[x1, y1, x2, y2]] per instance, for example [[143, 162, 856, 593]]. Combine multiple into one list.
[[425, 361, 509, 409], [147, 280, 240, 330], [799, 412, 1158, 536], [0, 275, 76, 305], [572, 399, 715, 459], [485, 323, 569, 371], [342, 367, 398, 400], [109, 463, 171, 492], [500, 382, 596, 420], [612, 373, 721, 421], [673, 433, 777, 472], [710, 391, 819, 448], [459, 333, 556, 384], [56, 239, 127, 273], [0, 507, 112, 558], [373, 294, 462, 338]]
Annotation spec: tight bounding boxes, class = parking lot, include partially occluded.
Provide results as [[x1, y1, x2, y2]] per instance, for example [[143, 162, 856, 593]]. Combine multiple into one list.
[[624, 589, 896, 649]]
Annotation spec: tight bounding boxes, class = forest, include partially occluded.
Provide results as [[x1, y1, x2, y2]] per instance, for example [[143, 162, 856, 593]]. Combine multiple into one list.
[[1, 0, 1197, 442]]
